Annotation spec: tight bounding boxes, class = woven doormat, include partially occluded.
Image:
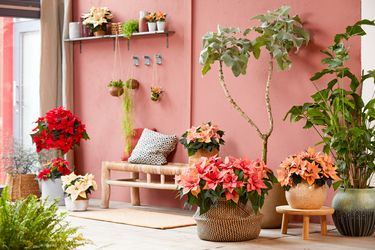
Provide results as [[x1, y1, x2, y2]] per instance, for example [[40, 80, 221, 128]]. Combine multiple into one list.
[[69, 206, 196, 230]]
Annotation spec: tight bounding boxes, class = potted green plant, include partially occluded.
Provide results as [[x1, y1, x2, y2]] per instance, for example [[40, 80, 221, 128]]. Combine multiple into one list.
[[145, 12, 157, 32], [1, 142, 40, 200], [277, 148, 339, 209], [81, 7, 113, 36], [122, 19, 139, 38], [285, 20, 375, 236], [199, 5, 309, 228], [108, 79, 125, 97], [177, 155, 275, 241]]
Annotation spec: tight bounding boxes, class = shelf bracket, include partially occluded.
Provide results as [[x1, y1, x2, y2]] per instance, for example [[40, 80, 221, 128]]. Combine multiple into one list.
[[79, 41, 82, 53], [127, 39, 130, 51], [113, 38, 116, 51], [166, 33, 169, 48]]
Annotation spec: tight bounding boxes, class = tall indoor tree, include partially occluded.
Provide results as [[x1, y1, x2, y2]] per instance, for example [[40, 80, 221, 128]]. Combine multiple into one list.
[[200, 6, 309, 164]]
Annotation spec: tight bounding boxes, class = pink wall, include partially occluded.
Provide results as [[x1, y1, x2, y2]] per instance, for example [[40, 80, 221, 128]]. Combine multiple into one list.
[[73, 0, 361, 209]]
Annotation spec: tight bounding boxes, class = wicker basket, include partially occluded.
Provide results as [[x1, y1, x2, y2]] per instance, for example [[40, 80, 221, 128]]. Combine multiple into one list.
[[5, 174, 41, 200], [111, 22, 123, 35], [194, 200, 263, 242]]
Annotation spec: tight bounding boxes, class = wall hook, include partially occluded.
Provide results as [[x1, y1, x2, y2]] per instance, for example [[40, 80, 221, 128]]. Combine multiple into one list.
[[133, 56, 139, 66], [144, 55, 151, 66], [156, 54, 162, 65]]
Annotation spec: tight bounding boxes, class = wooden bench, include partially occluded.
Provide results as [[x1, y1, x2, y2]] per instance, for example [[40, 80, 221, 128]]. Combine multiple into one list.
[[276, 205, 334, 240], [101, 161, 188, 208]]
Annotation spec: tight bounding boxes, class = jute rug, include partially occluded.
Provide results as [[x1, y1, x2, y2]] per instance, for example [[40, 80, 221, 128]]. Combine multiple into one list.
[[69, 206, 196, 230]]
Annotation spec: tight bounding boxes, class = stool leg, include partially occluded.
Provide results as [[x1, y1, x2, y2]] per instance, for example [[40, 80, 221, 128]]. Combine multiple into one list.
[[281, 214, 289, 234], [101, 163, 111, 209], [320, 215, 327, 236], [303, 216, 310, 240], [130, 172, 140, 206]]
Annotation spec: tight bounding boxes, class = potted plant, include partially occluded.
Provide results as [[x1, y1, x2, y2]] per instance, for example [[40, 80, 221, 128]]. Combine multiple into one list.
[[277, 148, 339, 209], [285, 20, 375, 236], [199, 5, 309, 228], [62, 173, 97, 211], [122, 19, 139, 38], [177, 156, 275, 241], [81, 7, 113, 36], [1, 142, 40, 200], [150, 86, 163, 101], [179, 122, 224, 166], [155, 11, 167, 32], [38, 157, 71, 205], [145, 12, 157, 32], [108, 79, 125, 97]]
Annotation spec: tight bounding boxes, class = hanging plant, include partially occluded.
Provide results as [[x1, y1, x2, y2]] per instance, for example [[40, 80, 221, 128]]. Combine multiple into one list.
[[122, 80, 134, 154], [150, 86, 163, 101], [108, 80, 124, 97]]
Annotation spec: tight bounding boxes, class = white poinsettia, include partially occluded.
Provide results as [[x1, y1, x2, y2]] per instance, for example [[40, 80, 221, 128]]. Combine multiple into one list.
[[62, 172, 97, 201], [81, 7, 113, 27]]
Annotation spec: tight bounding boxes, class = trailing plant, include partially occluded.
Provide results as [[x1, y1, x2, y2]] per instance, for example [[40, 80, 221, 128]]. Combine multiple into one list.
[[199, 6, 309, 164], [277, 147, 339, 191], [285, 20, 375, 189], [122, 19, 139, 38], [1, 141, 39, 175], [179, 122, 225, 156], [108, 79, 124, 88], [122, 81, 134, 154], [0, 187, 90, 249], [177, 156, 277, 214]]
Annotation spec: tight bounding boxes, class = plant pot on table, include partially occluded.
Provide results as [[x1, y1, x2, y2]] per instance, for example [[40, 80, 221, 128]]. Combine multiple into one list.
[[285, 182, 327, 209]]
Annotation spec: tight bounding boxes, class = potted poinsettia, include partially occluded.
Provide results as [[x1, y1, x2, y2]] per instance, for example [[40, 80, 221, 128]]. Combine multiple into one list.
[[155, 11, 167, 32], [179, 122, 224, 166], [62, 173, 97, 211], [277, 148, 339, 209], [145, 12, 157, 32], [178, 155, 276, 241], [38, 158, 71, 205], [81, 7, 113, 36], [150, 86, 163, 101]]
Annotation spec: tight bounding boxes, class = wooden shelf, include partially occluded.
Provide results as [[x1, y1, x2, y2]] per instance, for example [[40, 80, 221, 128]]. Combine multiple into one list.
[[64, 31, 175, 52]]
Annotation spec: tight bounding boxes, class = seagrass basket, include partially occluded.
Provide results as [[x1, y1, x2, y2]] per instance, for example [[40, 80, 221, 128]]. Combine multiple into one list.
[[5, 173, 41, 200], [193, 200, 263, 242], [111, 22, 123, 35]]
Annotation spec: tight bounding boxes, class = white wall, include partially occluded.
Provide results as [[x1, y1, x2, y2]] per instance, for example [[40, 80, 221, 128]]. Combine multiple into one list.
[[361, 0, 375, 186]]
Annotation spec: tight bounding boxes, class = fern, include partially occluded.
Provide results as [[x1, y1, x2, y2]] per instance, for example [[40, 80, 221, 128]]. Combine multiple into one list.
[[0, 187, 90, 249]]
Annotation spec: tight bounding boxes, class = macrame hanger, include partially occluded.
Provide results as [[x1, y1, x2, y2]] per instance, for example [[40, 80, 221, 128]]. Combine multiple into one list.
[[111, 34, 123, 80]]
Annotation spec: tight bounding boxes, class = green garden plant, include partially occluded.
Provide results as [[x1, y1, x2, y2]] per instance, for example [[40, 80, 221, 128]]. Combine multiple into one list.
[[200, 6, 309, 164], [108, 79, 125, 88], [122, 19, 139, 38], [285, 20, 375, 189], [0, 187, 89, 249]]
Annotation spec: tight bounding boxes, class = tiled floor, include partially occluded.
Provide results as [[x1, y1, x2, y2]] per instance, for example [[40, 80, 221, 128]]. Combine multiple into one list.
[[65, 200, 375, 250]]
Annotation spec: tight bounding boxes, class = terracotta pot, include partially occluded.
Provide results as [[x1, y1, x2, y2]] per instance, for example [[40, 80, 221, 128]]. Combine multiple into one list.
[[65, 197, 89, 211], [94, 29, 106, 36], [286, 182, 327, 209], [194, 200, 262, 242], [188, 148, 218, 167], [261, 183, 287, 228], [109, 86, 124, 97], [126, 79, 140, 89], [5, 173, 40, 200]]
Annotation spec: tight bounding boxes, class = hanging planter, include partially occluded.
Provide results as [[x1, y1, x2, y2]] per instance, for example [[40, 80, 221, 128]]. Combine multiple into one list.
[[126, 79, 140, 89], [150, 86, 163, 101], [108, 80, 125, 97]]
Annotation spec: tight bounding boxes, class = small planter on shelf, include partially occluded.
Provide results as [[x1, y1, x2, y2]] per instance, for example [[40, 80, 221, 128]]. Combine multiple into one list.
[[156, 11, 167, 32], [81, 7, 113, 37], [145, 12, 157, 32], [177, 155, 275, 241], [62, 173, 97, 212], [277, 148, 339, 209], [38, 157, 72, 206], [179, 122, 224, 166]]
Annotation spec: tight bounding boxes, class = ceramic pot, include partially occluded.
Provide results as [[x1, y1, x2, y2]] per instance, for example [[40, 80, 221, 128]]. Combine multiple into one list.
[[188, 148, 218, 167], [65, 197, 89, 211], [147, 22, 156, 32], [69, 22, 81, 39], [285, 182, 327, 209], [94, 29, 106, 36], [156, 21, 166, 32], [41, 178, 65, 205], [260, 183, 287, 228], [194, 200, 262, 242], [332, 187, 375, 236], [109, 87, 124, 97]]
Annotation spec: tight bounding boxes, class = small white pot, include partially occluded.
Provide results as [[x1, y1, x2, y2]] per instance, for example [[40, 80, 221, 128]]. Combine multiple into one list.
[[69, 22, 81, 39], [41, 178, 65, 205], [156, 21, 166, 32], [65, 197, 89, 212], [147, 22, 157, 32]]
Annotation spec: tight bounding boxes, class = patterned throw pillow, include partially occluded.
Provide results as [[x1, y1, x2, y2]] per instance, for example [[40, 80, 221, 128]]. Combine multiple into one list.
[[128, 129, 178, 165]]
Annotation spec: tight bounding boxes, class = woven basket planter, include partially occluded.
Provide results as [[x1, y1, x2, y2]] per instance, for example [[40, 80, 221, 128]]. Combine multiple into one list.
[[194, 200, 263, 242], [5, 173, 40, 200]]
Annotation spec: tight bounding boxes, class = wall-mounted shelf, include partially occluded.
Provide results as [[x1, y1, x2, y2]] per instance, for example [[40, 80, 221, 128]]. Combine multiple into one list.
[[64, 31, 175, 53]]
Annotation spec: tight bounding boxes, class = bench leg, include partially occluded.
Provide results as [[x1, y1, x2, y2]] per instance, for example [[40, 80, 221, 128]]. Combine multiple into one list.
[[303, 216, 310, 240], [130, 172, 140, 206], [101, 163, 111, 209], [281, 214, 289, 234], [320, 215, 327, 236]]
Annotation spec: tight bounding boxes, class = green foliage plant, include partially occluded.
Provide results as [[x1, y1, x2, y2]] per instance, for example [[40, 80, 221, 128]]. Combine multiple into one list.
[[0, 187, 90, 249], [108, 79, 125, 88], [285, 20, 375, 189], [122, 19, 139, 38], [122, 81, 134, 154], [199, 6, 309, 164]]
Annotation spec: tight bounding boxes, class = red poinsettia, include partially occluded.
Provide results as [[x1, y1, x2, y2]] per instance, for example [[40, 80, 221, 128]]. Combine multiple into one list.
[[38, 157, 71, 180], [31, 107, 89, 154]]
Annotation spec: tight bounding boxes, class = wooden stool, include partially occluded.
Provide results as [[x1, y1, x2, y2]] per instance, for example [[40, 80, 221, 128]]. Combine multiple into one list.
[[276, 205, 334, 240]]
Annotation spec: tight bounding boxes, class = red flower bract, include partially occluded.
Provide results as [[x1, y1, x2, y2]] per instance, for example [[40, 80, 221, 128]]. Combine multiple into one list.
[[38, 157, 71, 180], [31, 107, 89, 154]]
